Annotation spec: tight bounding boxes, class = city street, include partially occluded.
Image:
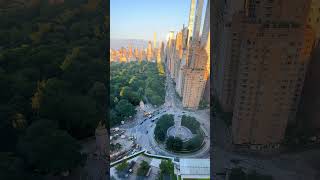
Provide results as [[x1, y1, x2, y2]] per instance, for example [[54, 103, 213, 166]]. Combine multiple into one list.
[[115, 67, 210, 158], [212, 115, 320, 180]]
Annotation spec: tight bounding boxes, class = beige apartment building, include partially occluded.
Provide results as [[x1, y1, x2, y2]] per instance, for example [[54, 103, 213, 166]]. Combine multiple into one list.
[[232, 24, 314, 146], [164, 0, 209, 109], [213, 0, 315, 148], [173, 31, 184, 82], [299, 0, 320, 133], [308, 0, 320, 45], [182, 46, 209, 109], [147, 41, 153, 61]]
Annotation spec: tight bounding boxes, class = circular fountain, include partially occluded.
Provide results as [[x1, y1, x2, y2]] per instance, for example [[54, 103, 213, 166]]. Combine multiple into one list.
[[167, 115, 193, 142]]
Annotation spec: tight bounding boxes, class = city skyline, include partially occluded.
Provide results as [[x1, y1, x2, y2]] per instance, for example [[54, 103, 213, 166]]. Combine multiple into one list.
[[110, 0, 208, 42]]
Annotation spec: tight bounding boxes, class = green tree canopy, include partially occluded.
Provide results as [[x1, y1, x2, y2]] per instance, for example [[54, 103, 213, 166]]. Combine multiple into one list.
[[166, 136, 183, 151], [181, 115, 200, 134], [137, 160, 150, 176], [18, 120, 84, 173], [115, 99, 136, 118], [159, 160, 175, 180], [154, 114, 174, 142], [229, 168, 246, 180], [115, 161, 128, 172]]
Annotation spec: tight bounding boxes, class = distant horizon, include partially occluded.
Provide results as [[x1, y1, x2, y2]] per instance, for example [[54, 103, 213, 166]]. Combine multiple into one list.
[[111, 0, 208, 42], [110, 38, 150, 50]]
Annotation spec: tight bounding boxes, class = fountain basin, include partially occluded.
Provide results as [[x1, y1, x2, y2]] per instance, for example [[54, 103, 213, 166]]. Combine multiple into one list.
[[167, 126, 193, 142]]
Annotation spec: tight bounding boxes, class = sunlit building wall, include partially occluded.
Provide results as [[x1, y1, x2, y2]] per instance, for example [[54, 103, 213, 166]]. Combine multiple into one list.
[[212, 0, 314, 148]]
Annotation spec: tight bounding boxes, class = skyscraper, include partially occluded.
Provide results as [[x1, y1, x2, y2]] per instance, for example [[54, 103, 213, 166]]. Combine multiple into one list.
[[299, 46, 320, 134], [180, 0, 209, 109], [160, 41, 165, 62], [308, 0, 320, 46], [128, 44, 134, 61], [173, 31, 183, 80], [298, 0, 320, 133], [213, 0, 315, 149], [191, 0, 203, 45], [147, 41, 153, 61], [200, 0, 210, 48], [182, 46, 208, 109], [188, 0, 204, 68], [212, 0, 245, 112], [187, 0, 196, 48], [166, 31, 175, 74], [157, 41, 164, 64], [134, 47, 139, 60], [119, 47, 128, 62], [154, 32, 157, 49]]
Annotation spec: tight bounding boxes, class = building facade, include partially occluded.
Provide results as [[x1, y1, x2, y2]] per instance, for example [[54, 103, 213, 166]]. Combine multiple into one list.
[[147, 41, 153, 61], [212, 0, 315, 148]]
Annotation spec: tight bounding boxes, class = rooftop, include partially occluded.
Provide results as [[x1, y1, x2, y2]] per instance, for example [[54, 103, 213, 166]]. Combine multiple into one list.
[[179, 158, 210, 176]]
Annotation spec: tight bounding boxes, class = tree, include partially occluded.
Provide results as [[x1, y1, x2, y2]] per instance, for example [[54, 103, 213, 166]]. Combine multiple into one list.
[[41, 86, 100, 138], [0, 0, 106, 179], [88, 81, 107, 122], [154, 114, 174, 142], [150, 95, 163, 105], [145, 88, 154, 99], [31, 80, 46, 115], [60, 47, 80, 71], [116, 161, 128, 172], [114, 99, 136, 118], [60, 95, 100, 138], [0, 152, 40, 180], [159, 160, 175, 180], [154, 127, 166, 142], [247, 171, 274, 180], [166, 136, 183, 151], [127, 91, 141, 106], [18, 120, 84, 174], [137, 160, 150, 176], [119, 86, 130, 97], [0, 112, 18, 152], [181, 115, 200, 134], [109, 109, 121, 127], [229, 168, 246, 180], [184, 134, 203, 151]]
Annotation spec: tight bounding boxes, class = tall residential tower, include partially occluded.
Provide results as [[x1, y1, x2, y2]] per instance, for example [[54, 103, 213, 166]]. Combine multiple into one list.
[[212, 0, 315, 149]]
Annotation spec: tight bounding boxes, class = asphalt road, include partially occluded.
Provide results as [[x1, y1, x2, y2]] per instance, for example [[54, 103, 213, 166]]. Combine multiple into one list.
[[117, 68, 210, 158]]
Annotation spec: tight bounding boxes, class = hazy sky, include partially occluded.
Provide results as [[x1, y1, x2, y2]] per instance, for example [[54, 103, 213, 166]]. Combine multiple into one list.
[[110, 0, 208, 42]]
